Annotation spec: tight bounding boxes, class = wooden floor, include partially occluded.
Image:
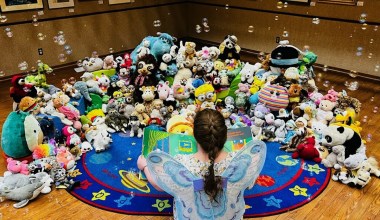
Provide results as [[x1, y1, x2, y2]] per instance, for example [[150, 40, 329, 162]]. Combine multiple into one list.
[[0, 64, 379, 220]]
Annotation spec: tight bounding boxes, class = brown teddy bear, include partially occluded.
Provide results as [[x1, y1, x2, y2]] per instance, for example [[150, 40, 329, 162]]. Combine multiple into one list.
[[288, 83, 303, 110], [131, 103, 150, 126]]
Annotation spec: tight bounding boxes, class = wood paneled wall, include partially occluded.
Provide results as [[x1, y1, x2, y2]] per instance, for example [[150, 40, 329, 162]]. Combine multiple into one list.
[[0, 0, 186, 77], [185, 1, 380, 78]]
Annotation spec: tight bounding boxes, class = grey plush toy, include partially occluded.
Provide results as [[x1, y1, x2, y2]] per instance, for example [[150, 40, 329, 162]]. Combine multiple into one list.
[[74, 81, 92, 102]]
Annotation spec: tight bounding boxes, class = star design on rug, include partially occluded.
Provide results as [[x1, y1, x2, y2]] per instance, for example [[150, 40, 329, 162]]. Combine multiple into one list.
[[114, 195, 133, 208], [131, 142, 136, 146], [152, 199, 171, 212], [79, 179, 92, 190], [263, 195, 282, 208], [92, 189, 111, 201], [307, 164, 325, 174], [303, 177, 320, 187], [67, 169, 82, 178], [289, 185, 308, 197], [245, 204, 252, 209]]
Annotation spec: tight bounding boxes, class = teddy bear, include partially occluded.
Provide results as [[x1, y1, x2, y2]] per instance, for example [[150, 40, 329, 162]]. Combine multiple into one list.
[[315, 99, 335, 124], [61, 79, 81, 99], [102, 55, 117, 70], [320, 124, 364, 166], [136, 39, 151, 59], [292, 136, 322, 163], [288, 83, 303, 110], [131, 103, 150, 126], [219, 35, 241, 60], [240, 62, 262, 84], [322, 89, 339, 103]]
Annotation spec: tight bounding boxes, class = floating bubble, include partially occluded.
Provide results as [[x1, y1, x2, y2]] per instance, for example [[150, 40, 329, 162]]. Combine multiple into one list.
[[195, 24, 202, 33], [361, 23, 367, 30], [370, 96, 374, 102], [109, 47, 114, 53], [18, 61, 28, 71], [37, 33, 46, 40], [282, 31, 289, 38], [32, 15, 39, 26], [359, 13, 367, 23], [284, 2, 288, 8], [57, 36, 66, 45], [356, 51, 362, 56], [5, 27, 13, 38], [248, 25, 254, 33], [268, 27, 271, 31], [370, 39, 374, 44], [317, 73, 323, 78], [347, 81, 359, 91], [225, 4, 229, 9], [65, 49, 73, 55], [323, 80, 330, 87], [374, 26, 378, 31], [312, 18, 320, 24], [277, 1, 283, 9], [349, 34, 353, 38], [303, 45, 310, 52], [366, 134, 372, 142], [368, 53, 373, 59], [58, 31, 64, 36], [203, 25, 210, 33], [257, 52, 266, 61], [0, 15, 7, 23], [344, 81, 350, 87], [362, 115, 368, 123], [323, 65, 328, 72], [202, 18, 208, 26], [58, 53, 67, 62], [0, 71, 5, 77], [63, 45, 71, 50], [77, 60, 83, 67], [373, 106, 378, 113], [275, 16, 279, 21], [349, 70, 357, 78], [92, 51, 98, 58], [357, 47, 363, 51], [153, 20, 161, 27], [375, 65, 380, 72]]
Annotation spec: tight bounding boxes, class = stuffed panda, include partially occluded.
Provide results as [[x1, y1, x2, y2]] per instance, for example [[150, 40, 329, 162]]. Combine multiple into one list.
[[321, 124, 363, 160], [218, 35, 241, 60]]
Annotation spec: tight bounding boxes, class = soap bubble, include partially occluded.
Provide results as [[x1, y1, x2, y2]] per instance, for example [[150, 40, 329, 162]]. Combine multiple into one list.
[[53, 36, 58, 43], [323, 80, 330, 87], [374, 26, 378, 31], [349, 70, 357, 78], [368, 53, 373, 59], [203, 25, 210, 33], [92, 51, 98, 58], [370, 39, 374, 44], [5, 27, 13, 38], [0, 15, 7, 23], [63, 45, 71, 51], [275, 16, 279, 21], [77, 60, 83, 67], [366, 134, 372, 142], [225, 4, 229, 9], [202, 18, 208, 26], [153, 20, 161, 27], [370, 96, 374, 102], [277, 1, 283, 9], [65, 49, 73, 55], [109, 47, 114, 53], [32, 15, 39, 26], [344, 81, 350, 87], [195, 24, 202, 33], [58, 54, 67, 62], [356, 51, 362, 56], [0, 71, 5, 77], [58, 31, 64, 36], [375, 65, 379, 72], [323, 65, 328, 72], [283, 2, 288, 8], [362, 115, 368, 123], [312, 18, 320, 24], [357, 46, 363, 51], [37, 33, 46, 40], [359, 13, 367, 23], [347, 81, 359, 91], [268, 27, 271, 31], [373, 106, 378, 113], [57, 35, 66, 45], [257, 52, 266, 61], [361, 23, 367, 30], [18, 61, 28, 71], [282, 31, 289, 37], [317, 72, 323, 78], [248, 25, 254, 33]]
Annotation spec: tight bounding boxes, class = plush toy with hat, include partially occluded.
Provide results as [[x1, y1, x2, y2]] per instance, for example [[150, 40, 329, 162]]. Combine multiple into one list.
[[269, 40, 302, 69], [218, 35, 241, 60], [19, 96, 39, 114]]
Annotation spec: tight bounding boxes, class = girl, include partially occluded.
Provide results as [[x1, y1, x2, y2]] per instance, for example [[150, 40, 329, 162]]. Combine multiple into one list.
[[137, 109, 266, 219]]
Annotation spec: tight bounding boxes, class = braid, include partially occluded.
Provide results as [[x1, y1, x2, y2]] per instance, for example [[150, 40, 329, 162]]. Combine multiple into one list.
[[193, 109, 227, 202]]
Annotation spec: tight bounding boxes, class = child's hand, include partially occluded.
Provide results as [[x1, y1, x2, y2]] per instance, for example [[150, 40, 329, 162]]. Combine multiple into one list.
[[137, 155, 147, 171]]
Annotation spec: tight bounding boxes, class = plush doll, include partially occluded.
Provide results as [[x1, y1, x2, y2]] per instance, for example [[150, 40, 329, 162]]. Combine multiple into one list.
[[281, 117, 307, 152], [281, 119, 297, 145], [240, 63, 261, 84], [131, 54, 158, 101], [62, 126, 81, 147], [208, 46, 220, 61], [103, 55, 117, 70], [311, 121, 327, 142], [335, 92, 361, 114], [157, 81, 171, 100], [105, 109, 128, 133], [118, 53, 133, 68], [92, 130, 112, 152], [250, 117, 265, 138], [219, 35, 241, 60], [321, 124, 364, 164], [166, 115, 194, 135], [18, 96, 39, 115], [273, 119, 287, 142], [194, 83, 216, 106], [258, 84, 289, 112], [137, 39, 151, 59], [131, 103, 150, 125], [315, 99, 335, 124], [288, 83, 303, 110], [249, 76, 265, 95], [10, 75, 37, 109], [235, 83, 251, 97], [323, 89, 339, 103], [6, 158, 29, 175], [55, 147, 75, 170], [264, 113, 276, 131], [32, 141, 57, 160], [0, 172, 53, 208], [284, 67, 300, 82], [40, 102, 73, 125], [71, 79, 92, 102], [128, 116, 144, 138], [292, 136, 321, 163], [96, 74, 110, 94], [253, 103, 270, 120], [116, 66, 131, 86], [37, 116, 56, 141], [82, 57, 104, 72]]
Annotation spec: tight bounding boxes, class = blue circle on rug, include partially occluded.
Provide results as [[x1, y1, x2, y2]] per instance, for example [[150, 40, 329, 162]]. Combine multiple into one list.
[[69, 133, 330, 217]]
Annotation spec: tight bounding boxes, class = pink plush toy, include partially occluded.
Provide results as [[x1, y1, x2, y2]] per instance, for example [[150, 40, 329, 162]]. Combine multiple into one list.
[[235, 83, 251, 96], [157, 81, 171, 100], [323, 89, 339, 103], [7, 158, 29, 175], [62, 125, 82, 147], [56, 147, 76, 170]]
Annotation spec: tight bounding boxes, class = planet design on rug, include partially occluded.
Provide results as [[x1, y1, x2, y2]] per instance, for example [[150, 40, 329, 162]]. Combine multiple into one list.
[[276, 155, 299, 166], [119, 170, 150, 193]]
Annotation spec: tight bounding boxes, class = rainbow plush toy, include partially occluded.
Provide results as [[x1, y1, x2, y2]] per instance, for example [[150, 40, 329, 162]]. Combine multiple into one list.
[[32, 141, 57, 160]]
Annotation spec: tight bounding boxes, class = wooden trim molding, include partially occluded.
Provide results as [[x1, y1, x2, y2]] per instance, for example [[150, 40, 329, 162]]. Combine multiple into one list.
[[317, 0, 357, 6]]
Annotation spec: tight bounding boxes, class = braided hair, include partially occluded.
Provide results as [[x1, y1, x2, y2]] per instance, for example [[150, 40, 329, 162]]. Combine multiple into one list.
[[193, 109, 227, 202]]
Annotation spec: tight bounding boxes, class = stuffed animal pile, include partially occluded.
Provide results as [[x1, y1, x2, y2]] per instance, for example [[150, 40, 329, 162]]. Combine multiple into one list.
[[1, 33, 379, 208]]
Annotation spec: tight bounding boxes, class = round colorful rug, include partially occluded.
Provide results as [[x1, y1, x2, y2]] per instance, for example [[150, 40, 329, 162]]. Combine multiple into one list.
[[68, 133, 330, 217]]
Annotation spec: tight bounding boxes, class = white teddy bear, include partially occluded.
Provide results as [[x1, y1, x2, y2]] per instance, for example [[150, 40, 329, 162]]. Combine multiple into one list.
[[315, 99, 335, 124]]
